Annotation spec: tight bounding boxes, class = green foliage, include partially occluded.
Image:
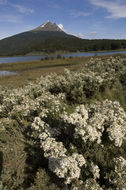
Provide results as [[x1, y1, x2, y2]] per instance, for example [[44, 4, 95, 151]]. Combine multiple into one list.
[[44, 56, 50, 60], [56, 54, 62, 59], [69, 56, 73, 59], [27, 169, 61, 190], [0, 30, 126, 56]]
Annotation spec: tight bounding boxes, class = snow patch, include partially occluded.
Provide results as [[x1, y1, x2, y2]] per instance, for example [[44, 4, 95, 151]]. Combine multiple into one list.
[[40, 20, 50, 28], [58, 24, 64, 30]]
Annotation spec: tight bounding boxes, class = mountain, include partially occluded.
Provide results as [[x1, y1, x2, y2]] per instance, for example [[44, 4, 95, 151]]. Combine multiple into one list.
[[0, 21, 78, 56]]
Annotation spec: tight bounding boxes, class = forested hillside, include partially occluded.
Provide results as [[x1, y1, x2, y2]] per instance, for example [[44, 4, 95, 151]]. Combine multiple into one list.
[[0, 30, 126, 56]]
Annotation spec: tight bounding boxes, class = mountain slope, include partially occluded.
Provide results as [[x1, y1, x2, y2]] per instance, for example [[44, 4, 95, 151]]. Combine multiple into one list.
[[0, 21, 77, 56]]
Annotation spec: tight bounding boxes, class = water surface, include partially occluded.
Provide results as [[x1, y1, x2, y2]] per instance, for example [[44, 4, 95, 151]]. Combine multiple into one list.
[[0, 51, 126, 64], [0, 56, 43, 64], [0, 71, 17, 76]]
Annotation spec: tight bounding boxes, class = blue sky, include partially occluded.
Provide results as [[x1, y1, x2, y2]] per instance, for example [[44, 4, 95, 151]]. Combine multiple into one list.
[[0, 0, 126, 39]]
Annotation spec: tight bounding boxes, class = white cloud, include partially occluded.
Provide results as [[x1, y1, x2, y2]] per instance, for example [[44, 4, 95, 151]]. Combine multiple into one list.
[[90, 31, 97, 36], [70, 32, 96, 39], [90, 0, 126, 18], [86, 31, 97, 38], [78, 33, 84, 38], [11, 4, 34, 14], [0, 14, 23, 23], [77, 31, 97, 38], [0, 0, 34, 14], [69, 9, 91, 18]]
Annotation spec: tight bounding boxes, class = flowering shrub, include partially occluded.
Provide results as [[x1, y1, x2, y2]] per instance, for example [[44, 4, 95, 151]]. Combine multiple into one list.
[[0, 56, 126, 189]]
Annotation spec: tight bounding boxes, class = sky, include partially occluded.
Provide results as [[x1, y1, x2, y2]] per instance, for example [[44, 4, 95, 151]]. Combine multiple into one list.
[[0, 0, 126, 40]]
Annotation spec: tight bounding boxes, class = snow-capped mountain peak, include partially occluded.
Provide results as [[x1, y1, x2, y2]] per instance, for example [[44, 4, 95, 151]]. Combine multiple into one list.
[[33, 21, 64, 32]]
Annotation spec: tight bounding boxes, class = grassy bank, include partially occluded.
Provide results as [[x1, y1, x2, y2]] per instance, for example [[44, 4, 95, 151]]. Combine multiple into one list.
[[0, 54, 126, 88], [0, 56, 90, 87]]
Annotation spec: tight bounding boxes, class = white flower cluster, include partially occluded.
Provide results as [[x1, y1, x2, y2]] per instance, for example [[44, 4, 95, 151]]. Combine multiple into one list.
[[9, 97, 40, 117], [83, 178, 103, 190], [113, 156, 126, 187], [114, 156, 126, 174], [49, 153, 86, 184], [90, 162, 100, 179], [105, 156, 126, 189], [88, 100, 126, 147], [31, 117, 86, 184], [62, 100, 126, 147]]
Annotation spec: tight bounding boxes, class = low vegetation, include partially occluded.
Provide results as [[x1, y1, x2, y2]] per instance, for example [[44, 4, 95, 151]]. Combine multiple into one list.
[[0, 56, 91, 87], [0, 55, 126, 189]]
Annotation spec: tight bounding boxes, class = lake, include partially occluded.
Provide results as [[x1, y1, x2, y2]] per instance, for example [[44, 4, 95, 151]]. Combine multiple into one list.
[[0, 50, 126, 64], [0, 71, 17, 76]]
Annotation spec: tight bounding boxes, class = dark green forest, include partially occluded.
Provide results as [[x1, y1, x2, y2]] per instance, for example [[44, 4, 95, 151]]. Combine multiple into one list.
[[0, 30, 126, 56]]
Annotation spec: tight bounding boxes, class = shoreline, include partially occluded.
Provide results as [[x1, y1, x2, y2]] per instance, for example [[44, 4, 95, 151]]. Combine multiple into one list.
[[0, 54, 126, 88], [0, 49, 126, 58]]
